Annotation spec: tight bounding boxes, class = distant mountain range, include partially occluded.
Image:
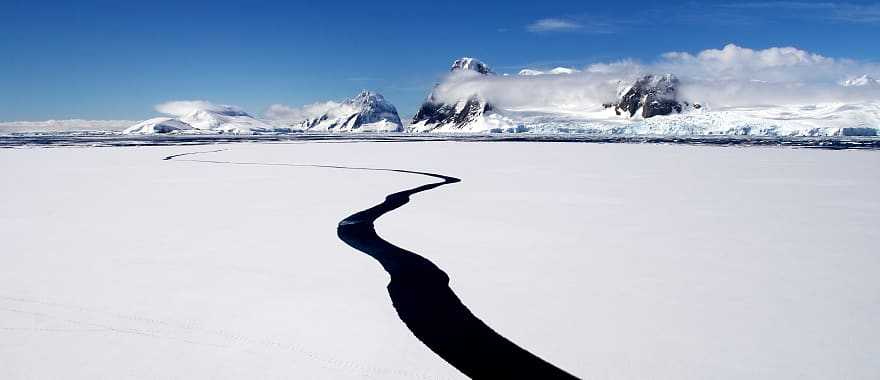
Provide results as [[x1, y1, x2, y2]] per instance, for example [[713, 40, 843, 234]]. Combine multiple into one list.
[[403, 57, 879, 137], [7, 56, 875, 137]]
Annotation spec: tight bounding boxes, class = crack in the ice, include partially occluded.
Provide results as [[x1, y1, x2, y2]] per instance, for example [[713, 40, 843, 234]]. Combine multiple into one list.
[[167, 149, 578, 379]]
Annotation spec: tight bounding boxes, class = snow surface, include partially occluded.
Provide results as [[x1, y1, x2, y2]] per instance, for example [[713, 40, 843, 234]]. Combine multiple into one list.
[[0, 119, 134, 134], [1, 142, 878, 379], [123, 117, 194, 134]]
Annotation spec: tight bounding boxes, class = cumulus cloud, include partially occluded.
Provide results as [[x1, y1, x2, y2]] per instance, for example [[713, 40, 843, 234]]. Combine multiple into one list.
[[655, 44, 839, 81], [155, 100, 245, 117], [431, 44, 880, 110], [264, 101, 341, 121], [432, 70, 624, 111], [527, 18, 583, 32]]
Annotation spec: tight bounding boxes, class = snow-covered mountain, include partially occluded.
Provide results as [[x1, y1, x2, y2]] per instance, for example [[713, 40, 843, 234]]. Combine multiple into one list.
[[451, 57, 494, 75], [179, 107, 271, 133], [123, 118, 194, 134], [299, 91, 402, 132], [58, 55, 880, 137], [124, 103, 276, 134], [407, 57, 880, 136], [410, 58, 520, 132], [607, 74, 702, 118], [410, 59, 693, 133], [843, 75, 880, 88], [518, 69, 544, 76], [518, 67, 579, 76]]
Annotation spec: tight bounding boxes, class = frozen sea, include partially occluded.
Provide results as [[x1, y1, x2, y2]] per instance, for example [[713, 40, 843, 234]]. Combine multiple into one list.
[[1, 137, 878, 379]]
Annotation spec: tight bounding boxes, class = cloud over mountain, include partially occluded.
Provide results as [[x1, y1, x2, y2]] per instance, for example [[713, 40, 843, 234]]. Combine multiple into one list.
[[431, 44, 880, 111], [264, 101, 343, 122], [155, 100, 247, 117]]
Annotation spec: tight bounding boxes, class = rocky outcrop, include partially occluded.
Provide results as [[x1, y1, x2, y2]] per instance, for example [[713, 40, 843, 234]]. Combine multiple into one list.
[[451, 57, 494, 75], [411, 57, 498, 132], [612, 74, 685, 118], [412, 94, 494, 131]]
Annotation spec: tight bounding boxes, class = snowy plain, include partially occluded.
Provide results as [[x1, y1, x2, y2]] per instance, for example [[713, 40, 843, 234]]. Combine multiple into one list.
[[1, 141, 878, 379]]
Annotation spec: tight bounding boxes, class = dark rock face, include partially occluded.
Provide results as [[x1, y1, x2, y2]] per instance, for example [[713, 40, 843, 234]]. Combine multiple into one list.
[[450, 57, 494, 75], [411, 57, 496, 131], [347, 91, 403, 127], [614, 74, 684, 118], [412, 94, 492, 130]]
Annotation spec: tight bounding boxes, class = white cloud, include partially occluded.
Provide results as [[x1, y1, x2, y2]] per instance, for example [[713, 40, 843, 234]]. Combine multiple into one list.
[[658, 44, 835, 76], [430, 44, 880, 110], [264, 101, 342, 121], [155, 100, 246, 117], [527, 18, 583, 32]]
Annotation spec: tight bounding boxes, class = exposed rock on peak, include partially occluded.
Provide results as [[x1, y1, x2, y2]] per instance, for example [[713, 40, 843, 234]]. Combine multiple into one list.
[[451, 57, 494, 75], [300, 90, 403, 132], [613, 74, 685, 118], [411, 58, 504, 132], [411, 94, 494, 132]]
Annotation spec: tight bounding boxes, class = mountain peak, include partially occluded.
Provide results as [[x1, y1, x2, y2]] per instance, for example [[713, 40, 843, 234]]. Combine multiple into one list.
[[613, 74, 684, 118], [451, 57, 494, 75], [349, 90, 387, 105], [843, 75, 880, 87], [300, 90, 402, 132]]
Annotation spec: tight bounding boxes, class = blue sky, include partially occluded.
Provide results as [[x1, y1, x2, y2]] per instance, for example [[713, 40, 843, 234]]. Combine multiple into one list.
[[1, 0, 878, 121]]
